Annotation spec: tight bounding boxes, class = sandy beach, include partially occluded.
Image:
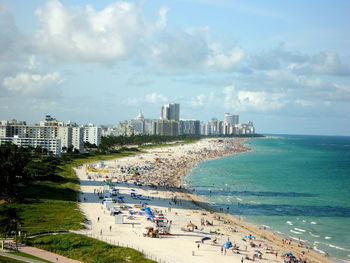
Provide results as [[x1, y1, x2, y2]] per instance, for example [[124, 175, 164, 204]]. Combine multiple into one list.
[[74, 138, 333, 263]]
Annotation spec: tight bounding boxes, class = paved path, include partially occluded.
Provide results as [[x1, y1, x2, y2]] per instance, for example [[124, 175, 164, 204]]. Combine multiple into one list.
[[18, 246, 82, 263], [0, 250, 44, 263]]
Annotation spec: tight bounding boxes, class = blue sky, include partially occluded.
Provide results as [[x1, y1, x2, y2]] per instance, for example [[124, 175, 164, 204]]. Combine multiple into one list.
[[0, 0, 349, 135]]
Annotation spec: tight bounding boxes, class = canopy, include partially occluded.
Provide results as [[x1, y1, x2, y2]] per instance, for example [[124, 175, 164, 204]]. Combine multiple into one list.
[[223, 241, 232, 249]]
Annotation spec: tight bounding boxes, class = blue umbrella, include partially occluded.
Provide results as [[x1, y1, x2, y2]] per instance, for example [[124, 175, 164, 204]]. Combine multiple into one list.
[[223, 241, 232, 249], [285, 252, 293, 256], [241, 238, 246, 242], [201, 237, 211, 242], [140, 208, 146, 211], [130, 189, 136, 191], [142, 202, 149, 205], [245, 235, 255, 239]]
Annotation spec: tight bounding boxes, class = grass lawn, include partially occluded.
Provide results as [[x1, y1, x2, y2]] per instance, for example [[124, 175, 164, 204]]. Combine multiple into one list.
[[27, 233, 156, 263], [0, 255, 27, 263], [8, 251, 51, 263], [1, 152, 137, 236]]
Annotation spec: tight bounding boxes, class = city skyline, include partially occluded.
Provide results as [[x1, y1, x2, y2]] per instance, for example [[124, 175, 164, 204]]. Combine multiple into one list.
[[0, 0, 349, 136]]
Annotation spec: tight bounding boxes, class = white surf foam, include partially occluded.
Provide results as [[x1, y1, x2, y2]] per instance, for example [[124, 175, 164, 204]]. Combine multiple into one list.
[[294, 228, 306, 232], [286, 221, 293, 226]]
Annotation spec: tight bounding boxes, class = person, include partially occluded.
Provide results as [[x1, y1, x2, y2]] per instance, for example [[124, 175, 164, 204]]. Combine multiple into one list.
[[98, 217, 100, 222], [197, 243, 200, 250], [109, 225, 112, 231]]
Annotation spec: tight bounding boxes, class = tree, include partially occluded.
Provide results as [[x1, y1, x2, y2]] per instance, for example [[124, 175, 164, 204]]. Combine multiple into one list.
[[0, 144, 31, 201], [0, 206, 22, 238]]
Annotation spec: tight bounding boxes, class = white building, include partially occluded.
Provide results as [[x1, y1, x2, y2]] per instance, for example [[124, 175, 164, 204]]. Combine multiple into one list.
[[83, 125, 102, 146], [57, 126, 72, 149], [72, 127, 84, 153], [0, 136, 61, 156], [224, 113, 239, 125]]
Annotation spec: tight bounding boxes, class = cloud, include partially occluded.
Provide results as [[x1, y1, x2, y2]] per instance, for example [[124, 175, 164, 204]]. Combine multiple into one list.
[[150, 29, 245, 71], [145, 92, 168, 103], [2, 72, 63, 97], [34, 0, 163, 64], [0, 8, 30, 77], [223, 85, 286, 112], [295, 99, 313, 107], [126, 92, 168, 106], [291, 52, 350, 76], [189, 92, 215, 107], [251, 44, 350, 77]]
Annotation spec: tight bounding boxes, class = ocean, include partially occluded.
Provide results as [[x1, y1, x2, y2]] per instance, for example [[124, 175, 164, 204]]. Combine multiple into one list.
[[188, 135, 350, 261]]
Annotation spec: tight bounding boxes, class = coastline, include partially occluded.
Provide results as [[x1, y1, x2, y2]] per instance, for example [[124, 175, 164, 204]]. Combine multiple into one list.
[[75, 138, 335, 263]]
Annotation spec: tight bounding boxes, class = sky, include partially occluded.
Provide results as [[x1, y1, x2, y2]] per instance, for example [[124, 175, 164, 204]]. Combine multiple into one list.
[[0, 0, 349, 135]]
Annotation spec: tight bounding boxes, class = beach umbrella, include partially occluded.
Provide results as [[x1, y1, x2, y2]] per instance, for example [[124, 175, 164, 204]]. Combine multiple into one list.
[[127, 206, 133, 208], [140, 208, 146, 211], [285, 252, 293, 256], [255, 250, 261, 253], [130, 189, 136, 191], [142, 202, 149, 205], [223, 241, 232, 249], [201, 237, 211, 242], [245, 234, 255, 239], [241, 238, 246, 242]]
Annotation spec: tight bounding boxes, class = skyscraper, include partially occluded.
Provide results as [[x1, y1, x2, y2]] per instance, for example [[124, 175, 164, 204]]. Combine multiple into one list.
[[160, 103, 180, 121], [224, 113, 239, 125]]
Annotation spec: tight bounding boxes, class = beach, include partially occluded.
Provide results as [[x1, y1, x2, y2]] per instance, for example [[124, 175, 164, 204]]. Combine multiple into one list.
[[74, 138, 333, 263]]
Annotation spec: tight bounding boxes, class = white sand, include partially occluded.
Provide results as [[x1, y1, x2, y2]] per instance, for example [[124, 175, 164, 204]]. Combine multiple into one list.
[[74, 139, 332, 263]]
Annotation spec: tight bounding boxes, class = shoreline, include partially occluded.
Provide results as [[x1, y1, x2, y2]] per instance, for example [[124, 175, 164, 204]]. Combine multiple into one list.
[[75, 138, 336, 263]]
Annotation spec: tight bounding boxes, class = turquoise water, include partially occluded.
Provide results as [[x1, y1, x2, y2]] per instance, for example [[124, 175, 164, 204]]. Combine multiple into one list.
[[188, 135, 350, 260]]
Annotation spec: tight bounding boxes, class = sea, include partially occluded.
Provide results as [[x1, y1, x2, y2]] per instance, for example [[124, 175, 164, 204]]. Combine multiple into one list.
[[188, 135, 350, 261]]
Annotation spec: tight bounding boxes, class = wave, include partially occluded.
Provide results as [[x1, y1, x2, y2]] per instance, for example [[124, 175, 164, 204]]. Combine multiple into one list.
[[310, 221, 318, 224], [327, 244, 350, 251], [324, 236, 332, 240], [294, 228, 306, 232], [313, 245, 326, 254], [309, 232, 320, 238], [286, 221, 293, 226], [290, 229, 302, 234]]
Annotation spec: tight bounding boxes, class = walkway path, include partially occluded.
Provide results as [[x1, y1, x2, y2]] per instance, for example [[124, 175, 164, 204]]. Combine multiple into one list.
[[0, 250, 44, 263], [18, 246, 82, 263]]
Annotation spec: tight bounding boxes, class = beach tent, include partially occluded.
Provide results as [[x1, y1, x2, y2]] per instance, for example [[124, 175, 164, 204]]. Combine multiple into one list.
[[223, 241, 232, 249]]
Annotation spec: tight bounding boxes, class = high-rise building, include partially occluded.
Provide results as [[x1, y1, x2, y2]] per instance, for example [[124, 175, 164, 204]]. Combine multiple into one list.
[[155, 120, 179, 136], [179, 120, 200, 135], [160, 104, 180, 121], [83, 125, 102, 146], [224, 113, 239, 125]]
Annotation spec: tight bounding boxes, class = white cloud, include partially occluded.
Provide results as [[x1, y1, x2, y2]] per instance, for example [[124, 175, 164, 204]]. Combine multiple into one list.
[[150, 29, 245, 71], [27, 55, 40, 70], [145, 93, 168, 103], [189, 92, 215, 107], [126, 92, 168, 106], [2, 72, 63, 96], [223, 85, 286, 112], [251, 45, 350, 77], [295, 99, 313, 107], [206, 46, 245, 71], [34, 0, 163, 64]]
